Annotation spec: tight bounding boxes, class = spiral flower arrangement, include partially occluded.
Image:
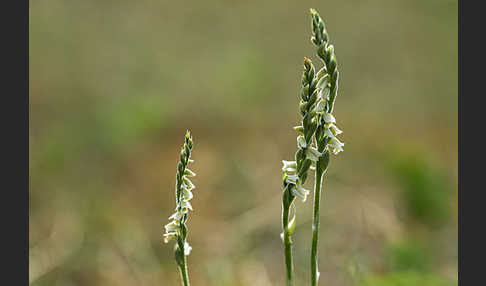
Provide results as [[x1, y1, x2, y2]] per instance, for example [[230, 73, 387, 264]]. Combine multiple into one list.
[[164, 130, 196, 286], [161, 9, 343, 286], [280, 8, 344, 286]]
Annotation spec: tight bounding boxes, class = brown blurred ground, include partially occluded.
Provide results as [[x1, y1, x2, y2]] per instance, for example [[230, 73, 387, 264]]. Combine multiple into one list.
[[30, 0, 457, 285]]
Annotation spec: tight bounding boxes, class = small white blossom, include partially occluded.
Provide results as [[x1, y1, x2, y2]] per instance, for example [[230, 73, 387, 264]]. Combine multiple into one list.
[[183, 177, 195, 191], [163, 232, 177, 243], [329, 137, 344, 155], [297, 135, 307, 149], [183, 188, 193, 200], [324, 127, 334, 138], [184, 242, 192, 256], [282, 160, 297, 173], [180, 200, 193, 212], [184, 169, 196, 177], [323, 112, 336, 124], [285, 174, 299, 185], [169, 210, 183, 222], [328, 123, 342, 135], [165, 221, 180, 233], [292, 184, 310, 201]]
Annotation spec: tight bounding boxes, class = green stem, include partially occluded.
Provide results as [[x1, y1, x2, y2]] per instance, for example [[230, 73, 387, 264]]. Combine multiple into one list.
[[178, 254, 190, 286], [311, 164, 325, 286], [282, 202, 294, 286]]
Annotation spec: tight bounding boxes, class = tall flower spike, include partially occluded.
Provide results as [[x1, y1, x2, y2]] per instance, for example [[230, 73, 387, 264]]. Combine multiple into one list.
[[164, 130, 196, 286], [281, 57, 322, 286], [308, 8, 344, 286], [310, 8, 344, 155]]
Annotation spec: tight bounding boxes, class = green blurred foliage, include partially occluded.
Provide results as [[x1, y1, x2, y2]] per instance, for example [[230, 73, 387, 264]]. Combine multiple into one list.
[[360, 271, 456, 286], [387, 150, 454, 227], [386, 240, 430, 272]]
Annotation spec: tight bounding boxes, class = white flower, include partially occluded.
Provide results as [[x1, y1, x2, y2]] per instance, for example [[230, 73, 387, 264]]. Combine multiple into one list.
[[282, 160, 297, 173], [183, 177, 195, 191], [329, 137, 344, 155], [165, 221, 180, 233], [163, 232, 177, 243], [292, 184, 310, 201], [184, 169, 196, 177], [328, 123, 342, 135], [297, 135, 307, 149], [183, 188, 193, 200], [306, 147, 322, 162], [184, 242, 192, 256], [169, 210, 183, 221], [324, 126, 334, 138], [180, 200, 193, 212], [285, 174, 299, 185], [323, 112, 336, 124]]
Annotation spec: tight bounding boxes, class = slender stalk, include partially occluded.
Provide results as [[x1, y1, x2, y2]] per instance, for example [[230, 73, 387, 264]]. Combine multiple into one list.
[[178, 254, 190, 286], [282, 199, 294, 286], [311, 164, 324, 286]]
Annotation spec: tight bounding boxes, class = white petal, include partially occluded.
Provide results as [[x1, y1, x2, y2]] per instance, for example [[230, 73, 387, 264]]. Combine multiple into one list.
[[324, 127, 334, 138], [293, 125, 304, 132], [184, 169, 196, 177], [184, 242, 192, 256], [180, 200, 193, 212], [165, 221, 179, 232], [169, 211, 183, 221], [291, 185, 305, 200], [282, 160, 297, 172], [183, 177, 195, 191], [293, 184, 310, 202], [330, 123, 343, 135], [329, 138, 344, 155], [183, 188, 193, 200], [323, 112, 336, 124], [163, 232, 177, 243], [296, 184, 310, 195], [285, 174, 299, 185]]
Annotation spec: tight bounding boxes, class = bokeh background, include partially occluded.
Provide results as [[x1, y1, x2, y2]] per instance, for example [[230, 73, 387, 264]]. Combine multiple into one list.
[[29, 0, 457, 285]]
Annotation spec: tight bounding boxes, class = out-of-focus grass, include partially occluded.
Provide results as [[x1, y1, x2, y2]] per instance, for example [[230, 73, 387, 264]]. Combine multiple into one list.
[[30, 0, 457, 285], [386, 149, 455, 227], [386, 240, 430, 272], [360, 271, 456, 286]]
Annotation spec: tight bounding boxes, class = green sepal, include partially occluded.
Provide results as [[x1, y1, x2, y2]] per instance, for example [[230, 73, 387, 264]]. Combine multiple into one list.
[[293, 126, 304, 133], [317, 149, 330, 173], [174, 241, 185, 267], [298, 159, 312, 178], [287, 215, 296, 235], [184, 169, 196, 177]]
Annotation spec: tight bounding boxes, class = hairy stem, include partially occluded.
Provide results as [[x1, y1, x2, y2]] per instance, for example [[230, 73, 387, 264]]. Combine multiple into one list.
[[311, 163, 325, 286], [282, 203, 294, 286]]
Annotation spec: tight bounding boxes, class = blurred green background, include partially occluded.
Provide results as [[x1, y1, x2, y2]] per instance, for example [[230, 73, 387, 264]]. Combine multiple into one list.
[[29, 0, 457, 285]]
